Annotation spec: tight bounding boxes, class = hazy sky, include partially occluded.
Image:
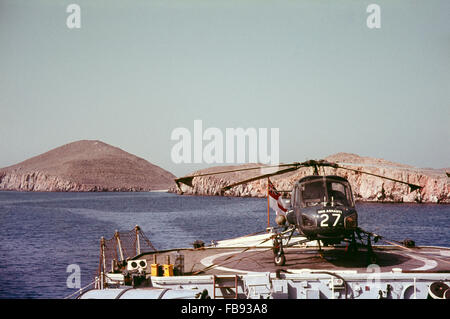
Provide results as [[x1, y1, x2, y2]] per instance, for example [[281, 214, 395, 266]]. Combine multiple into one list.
[[1, 0, 449, 177]]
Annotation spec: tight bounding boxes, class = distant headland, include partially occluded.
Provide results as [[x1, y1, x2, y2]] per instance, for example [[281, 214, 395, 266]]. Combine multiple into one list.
[[0, 140, 176, 192], [1, 142, 448, 203], [170, 153, 450, 204]]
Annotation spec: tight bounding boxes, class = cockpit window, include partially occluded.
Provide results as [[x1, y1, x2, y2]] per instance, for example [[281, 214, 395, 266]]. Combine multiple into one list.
[[328, 181, 353, 206], [297, 179, 354, 207], [299, 181, 326, 207]]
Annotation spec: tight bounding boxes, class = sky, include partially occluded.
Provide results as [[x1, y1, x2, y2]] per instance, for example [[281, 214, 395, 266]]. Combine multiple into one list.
[[0, 0, 449, 177]]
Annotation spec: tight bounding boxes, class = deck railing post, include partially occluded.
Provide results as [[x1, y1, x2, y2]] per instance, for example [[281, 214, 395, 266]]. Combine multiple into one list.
[[115, 230, 124, 262], [135, 225, 141, 256], [99, 237, 106, 289]]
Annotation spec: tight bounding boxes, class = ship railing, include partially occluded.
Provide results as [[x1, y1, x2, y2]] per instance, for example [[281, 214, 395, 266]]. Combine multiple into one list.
[[64, 280, 97, 299], [97, 225, 157, 289]]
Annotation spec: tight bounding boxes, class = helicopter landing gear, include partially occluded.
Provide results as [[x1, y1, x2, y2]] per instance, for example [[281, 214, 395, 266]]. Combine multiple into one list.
[[357, 230, 378, 265], [317, 240, 325, 259], [353, 228, 379, 265], [365, 233, 378, 265], [367, 253, 378, 265], [272, 235, 286, 266], [347, 232, 358, 254]]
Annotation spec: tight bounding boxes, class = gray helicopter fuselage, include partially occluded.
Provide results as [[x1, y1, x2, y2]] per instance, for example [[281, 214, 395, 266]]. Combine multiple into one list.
[[290, 175, 358, 245]]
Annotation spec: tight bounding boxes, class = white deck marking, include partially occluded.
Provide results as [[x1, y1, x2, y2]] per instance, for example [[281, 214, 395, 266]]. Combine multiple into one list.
[[200, 250, 260, 274], [405, 253, 438, 271]]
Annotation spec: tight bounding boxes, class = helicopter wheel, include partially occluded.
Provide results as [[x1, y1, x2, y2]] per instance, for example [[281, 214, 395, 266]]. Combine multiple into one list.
[[366, 253, 378, 265], [274, 254, 286, 266]]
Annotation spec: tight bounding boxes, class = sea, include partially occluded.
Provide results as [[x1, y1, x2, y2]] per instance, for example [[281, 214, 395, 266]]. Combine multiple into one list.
[[0, 191, 448, 299]]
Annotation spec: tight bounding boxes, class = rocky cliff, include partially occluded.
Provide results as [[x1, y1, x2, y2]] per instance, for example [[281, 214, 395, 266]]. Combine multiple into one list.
[[170, 153, 450, 203], [0, 140, 176, 191]]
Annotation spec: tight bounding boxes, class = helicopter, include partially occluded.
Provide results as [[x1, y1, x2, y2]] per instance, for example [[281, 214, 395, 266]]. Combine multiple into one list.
[[174, 159, 423, 266]]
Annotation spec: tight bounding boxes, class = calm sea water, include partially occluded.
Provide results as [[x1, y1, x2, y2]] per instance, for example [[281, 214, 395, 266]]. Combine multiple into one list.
[[0, 191, 448, 299]]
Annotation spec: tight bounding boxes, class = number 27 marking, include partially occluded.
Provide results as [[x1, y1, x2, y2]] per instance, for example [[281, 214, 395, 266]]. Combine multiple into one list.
[[319, 213, 341, 227]]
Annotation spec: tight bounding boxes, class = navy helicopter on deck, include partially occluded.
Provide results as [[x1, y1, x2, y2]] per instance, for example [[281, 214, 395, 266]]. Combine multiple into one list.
[[175, 160, 422, 266]]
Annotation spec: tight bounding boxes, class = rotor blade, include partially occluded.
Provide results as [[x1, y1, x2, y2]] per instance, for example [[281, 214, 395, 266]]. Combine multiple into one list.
[[174, 163, 300, 188], [335, 161, 449, 177], [175, 160, 342, 188], [221, 166, 301, 192], [335, 165, 422, 192], [334, 161, 416, 171]]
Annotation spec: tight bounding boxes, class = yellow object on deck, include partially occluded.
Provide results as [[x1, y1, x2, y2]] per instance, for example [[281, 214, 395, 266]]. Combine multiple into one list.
[[163, 264, 174, 277], [151, 264, 159, 277]]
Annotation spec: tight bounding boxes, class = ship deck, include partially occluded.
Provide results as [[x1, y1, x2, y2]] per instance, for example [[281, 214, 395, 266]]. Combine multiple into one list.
[[136, 235, 450, 275], [92, 232, 450, 299]]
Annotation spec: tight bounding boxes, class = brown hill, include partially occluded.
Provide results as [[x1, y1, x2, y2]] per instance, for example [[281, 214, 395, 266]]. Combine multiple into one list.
[[170, 153, 450, 203], [0, 140, 176, 191]]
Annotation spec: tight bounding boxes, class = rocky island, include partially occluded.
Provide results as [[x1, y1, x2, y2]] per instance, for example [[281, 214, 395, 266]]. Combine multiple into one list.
[[0, 140, 176, 192], [170, 153, 450, 204], [2, 143, 448, 203]]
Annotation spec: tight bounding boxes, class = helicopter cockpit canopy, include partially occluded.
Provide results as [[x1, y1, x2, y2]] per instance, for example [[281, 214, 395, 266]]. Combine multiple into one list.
[[296, 176, 355, 208]]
